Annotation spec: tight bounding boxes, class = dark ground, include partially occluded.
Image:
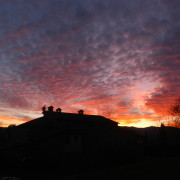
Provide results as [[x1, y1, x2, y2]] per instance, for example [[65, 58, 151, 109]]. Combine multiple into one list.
[[3, 156, 178, 180], [57, 156, 180, 180]]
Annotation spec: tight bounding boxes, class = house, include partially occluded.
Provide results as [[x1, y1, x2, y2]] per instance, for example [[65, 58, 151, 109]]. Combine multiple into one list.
[[2, 106, 135, 175]]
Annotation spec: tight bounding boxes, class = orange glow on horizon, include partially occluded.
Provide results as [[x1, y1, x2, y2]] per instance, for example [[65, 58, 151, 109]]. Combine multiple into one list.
[[0, 109, 158, 128], [118, 118, 157, 128], [0, 115, 31, 127]]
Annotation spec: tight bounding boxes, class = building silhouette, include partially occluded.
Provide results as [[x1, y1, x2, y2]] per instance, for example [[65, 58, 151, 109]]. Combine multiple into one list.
[[1, 106, 136, 177], [2, 106, 180, 177]]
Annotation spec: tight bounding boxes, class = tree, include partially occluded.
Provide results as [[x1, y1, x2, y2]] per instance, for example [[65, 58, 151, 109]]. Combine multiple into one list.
[[167, 97, 180, 128], [170, 97, 180, 116]]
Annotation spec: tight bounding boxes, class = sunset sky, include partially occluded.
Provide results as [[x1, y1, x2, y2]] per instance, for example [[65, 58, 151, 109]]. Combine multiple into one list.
[[0, 0, 179, 127]]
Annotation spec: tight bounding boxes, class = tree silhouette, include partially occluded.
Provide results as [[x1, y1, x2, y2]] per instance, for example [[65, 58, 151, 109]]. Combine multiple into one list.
[[167, 97, 180, 128], [171, 97, 180, 116]]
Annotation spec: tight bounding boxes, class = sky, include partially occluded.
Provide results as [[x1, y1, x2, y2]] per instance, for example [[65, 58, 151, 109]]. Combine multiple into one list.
[[0, 0, 179, 127]]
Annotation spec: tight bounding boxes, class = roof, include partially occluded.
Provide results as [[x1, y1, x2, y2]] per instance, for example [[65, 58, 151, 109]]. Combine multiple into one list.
[[17, 111, 118, 128]]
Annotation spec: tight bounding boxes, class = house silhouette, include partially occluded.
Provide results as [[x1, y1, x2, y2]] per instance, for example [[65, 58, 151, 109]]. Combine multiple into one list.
[[5, 106, 180, 177], [2, 106, 135, 175]]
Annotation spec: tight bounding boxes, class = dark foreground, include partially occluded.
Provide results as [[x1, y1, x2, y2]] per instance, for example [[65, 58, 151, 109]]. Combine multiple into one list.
[[1, 156, 180, 180], [59, 156, 180, 180]]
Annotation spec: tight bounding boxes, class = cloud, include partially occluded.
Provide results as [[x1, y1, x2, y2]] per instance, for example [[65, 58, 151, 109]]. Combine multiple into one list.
[[0, 0, 179, 126]]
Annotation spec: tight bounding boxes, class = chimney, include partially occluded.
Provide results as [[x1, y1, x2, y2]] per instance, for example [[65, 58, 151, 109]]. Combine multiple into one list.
[[48, 106, 54, 112], [56, 108, 62, 113], [78, 110, 84, 115]]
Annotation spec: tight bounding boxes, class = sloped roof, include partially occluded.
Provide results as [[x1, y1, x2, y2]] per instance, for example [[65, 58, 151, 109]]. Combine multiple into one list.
[[17, 111, 118, 128]]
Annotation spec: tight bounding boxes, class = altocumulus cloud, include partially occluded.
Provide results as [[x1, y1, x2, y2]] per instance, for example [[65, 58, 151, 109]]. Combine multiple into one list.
[[0, 0, 179, 126]]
